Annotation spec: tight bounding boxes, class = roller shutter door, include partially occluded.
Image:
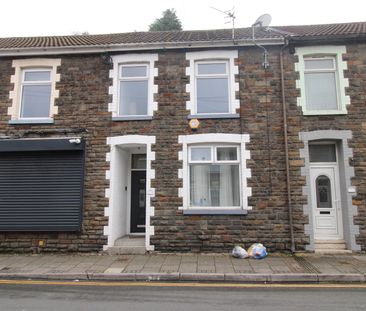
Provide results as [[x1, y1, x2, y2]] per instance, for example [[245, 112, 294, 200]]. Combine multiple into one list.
[[0, 139, 84, 231]]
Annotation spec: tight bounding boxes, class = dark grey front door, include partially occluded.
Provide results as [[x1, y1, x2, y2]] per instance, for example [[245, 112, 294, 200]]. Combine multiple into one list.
[[130, 170, 146, 233]]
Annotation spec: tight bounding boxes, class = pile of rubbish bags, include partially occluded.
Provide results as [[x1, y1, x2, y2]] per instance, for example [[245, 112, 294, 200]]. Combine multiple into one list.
[[232, 243, 267, 259]]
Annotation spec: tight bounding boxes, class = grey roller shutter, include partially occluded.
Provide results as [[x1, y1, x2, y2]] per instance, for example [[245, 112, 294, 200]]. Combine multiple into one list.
[[0, 140, 85, 231]]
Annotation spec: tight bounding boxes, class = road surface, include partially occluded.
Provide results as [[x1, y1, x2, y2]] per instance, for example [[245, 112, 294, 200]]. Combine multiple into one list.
[[0, 280, 365, 311]]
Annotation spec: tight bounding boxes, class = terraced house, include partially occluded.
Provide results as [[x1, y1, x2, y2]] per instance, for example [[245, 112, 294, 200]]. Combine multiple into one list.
[[0, 21, 365, 254]]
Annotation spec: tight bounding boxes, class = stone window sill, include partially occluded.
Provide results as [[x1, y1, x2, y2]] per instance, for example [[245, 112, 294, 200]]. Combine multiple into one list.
[[9, 118, 54, 125], [112, 116, 153, 121], [303, 110, 347, 116], [182, 209, 248, 215], [188, 113, 240, 119]]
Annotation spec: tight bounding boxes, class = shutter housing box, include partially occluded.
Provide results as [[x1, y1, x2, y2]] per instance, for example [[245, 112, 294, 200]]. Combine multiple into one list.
[[0, 138, 85, 231]]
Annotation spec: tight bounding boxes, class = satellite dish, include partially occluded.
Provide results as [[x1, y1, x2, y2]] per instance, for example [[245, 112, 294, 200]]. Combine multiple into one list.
[[253, 14, 272, 27]]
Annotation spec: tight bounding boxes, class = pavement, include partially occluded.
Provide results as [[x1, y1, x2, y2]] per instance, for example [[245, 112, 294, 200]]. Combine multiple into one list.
[[0, 252, 366, 283]]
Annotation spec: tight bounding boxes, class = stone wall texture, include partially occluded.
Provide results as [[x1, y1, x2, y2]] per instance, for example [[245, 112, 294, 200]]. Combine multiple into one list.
[[0, 42, 365, 253]]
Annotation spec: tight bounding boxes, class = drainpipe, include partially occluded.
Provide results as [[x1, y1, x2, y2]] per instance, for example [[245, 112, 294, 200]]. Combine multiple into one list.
[[280, 44, 296, 253]]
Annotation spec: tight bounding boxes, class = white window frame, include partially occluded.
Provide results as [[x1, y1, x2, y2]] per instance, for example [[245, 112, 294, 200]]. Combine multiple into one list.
[[118, 63, 150, 117], [109, 54, 158, 120], [215, 146, 239, 163], [8, 58, 61, 124], [295, 46, 350, 115], [189, 146, 214, 163], [194, 60, 230, 114], [188, 144, 241, 209], [304, 56, 340, 112], [19, 68, 52, 120], [186, 50, 239, 117], [178, 134, 251, 212]]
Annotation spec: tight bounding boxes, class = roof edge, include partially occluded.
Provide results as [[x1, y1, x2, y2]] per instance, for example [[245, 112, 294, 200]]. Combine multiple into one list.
[[0, 38, 284, 57]]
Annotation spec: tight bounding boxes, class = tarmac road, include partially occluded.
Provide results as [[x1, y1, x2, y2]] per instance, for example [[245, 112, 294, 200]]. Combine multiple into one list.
[[0, 281, 365, 311]]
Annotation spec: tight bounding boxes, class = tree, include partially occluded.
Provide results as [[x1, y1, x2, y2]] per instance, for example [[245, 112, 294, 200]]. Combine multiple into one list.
[[71, 31, 90, 36], [149, 9, 182, 31]]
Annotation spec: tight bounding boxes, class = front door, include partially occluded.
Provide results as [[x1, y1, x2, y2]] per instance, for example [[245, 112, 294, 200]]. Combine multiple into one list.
[[310, 166, 343, 240], [130, 170, 146, 233]]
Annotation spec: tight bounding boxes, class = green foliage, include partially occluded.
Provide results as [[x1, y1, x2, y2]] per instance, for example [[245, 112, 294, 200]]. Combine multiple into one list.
[[71, 31, 90, 36], [149, 9, 182, 31]]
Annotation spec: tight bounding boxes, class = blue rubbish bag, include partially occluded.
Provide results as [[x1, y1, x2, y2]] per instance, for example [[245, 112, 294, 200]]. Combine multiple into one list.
[[247, 243, 267, 259]]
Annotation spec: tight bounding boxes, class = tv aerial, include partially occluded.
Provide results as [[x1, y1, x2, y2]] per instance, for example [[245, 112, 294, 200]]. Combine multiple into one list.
[[210, 6, 236, 41]]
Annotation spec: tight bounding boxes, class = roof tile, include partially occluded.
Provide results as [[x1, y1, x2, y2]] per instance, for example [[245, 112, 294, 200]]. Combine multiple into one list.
[[0, 21, 365, 50]]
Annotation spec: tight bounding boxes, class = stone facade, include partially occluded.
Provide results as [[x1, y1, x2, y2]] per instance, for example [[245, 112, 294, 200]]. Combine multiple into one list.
[[0, 41, 365, 253], [0, 56, 111, 252]]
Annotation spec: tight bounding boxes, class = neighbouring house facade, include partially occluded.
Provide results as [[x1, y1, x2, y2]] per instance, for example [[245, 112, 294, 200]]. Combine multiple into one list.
[[0, 22, 365, 253]]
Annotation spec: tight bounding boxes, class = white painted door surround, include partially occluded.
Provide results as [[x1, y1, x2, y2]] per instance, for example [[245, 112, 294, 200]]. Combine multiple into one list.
[[104, 135, 155, 251]]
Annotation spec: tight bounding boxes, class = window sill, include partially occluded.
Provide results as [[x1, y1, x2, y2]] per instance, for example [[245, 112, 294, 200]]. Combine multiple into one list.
[[9, 118, 54, 125], [302, 110, 347, 116], [112, 116, 153, 121], [182, 209, 248, 215], [188, 113, 240, 119]]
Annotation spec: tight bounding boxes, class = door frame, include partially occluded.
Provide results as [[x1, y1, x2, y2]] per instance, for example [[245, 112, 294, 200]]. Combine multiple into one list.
[[299, 131, 360, 251], [127, 152, 147, 236], [104, 135, 156, 251], [310, 163, 343, 240]]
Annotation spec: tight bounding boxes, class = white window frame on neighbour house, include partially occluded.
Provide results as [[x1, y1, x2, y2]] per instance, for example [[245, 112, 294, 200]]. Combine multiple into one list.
[[295, 46, 350, 115], [109, 54, 158, 121], [178, 134, 251, 215], [8, 58, 61, 124], [186, 50, 239, 119], [19, 68, 52, 119]]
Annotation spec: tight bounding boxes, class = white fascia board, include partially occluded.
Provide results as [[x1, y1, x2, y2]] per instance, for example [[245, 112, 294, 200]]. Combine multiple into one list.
[[0, 38, 284, 57]]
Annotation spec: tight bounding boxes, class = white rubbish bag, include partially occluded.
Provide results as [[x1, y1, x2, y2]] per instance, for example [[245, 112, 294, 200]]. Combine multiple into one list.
[[232, 246, 248, 259]]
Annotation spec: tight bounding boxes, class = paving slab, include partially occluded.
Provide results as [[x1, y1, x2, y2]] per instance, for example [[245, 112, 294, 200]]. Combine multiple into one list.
[[230, 257, 253, 273], [0, 253, 365, 283], [214, 256, 235, 273]]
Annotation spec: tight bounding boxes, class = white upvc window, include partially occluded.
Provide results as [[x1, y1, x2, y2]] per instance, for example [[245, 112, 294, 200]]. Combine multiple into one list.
[[179, 134, 251, 213], [304, 57, 339, 111], [118, 64, 149, 116], [8, 58, 61, 124], [186, 50, 239, 117], [20, 68, 52, 119], [295, 46, 350, 115], [195, 61, 230, 114], [188, 145, 241, 208], [109, 54, 158, 120]]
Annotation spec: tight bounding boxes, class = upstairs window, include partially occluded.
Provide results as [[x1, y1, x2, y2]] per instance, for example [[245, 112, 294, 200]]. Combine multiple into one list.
[[110, 54, 158, 121], [186, 50, 239, 118], [195, 61, 230, 114], [20, 69, 52, 119], [295, 46, 350, 115], [304, 57, 338, 111], [119, 64, 149, 116], [8, 58, 61, 124]]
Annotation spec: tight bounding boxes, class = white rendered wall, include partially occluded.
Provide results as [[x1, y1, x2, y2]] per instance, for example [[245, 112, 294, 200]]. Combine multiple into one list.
[[104, 135, 156, 251], [104, 146, 128, 248]]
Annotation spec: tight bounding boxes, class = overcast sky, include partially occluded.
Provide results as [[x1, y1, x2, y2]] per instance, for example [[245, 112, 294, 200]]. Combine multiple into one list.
[[1, 0, 365, 37]]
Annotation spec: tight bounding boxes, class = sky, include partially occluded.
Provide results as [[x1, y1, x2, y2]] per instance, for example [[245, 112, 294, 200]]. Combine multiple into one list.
[[0, 0, 365, 37]]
